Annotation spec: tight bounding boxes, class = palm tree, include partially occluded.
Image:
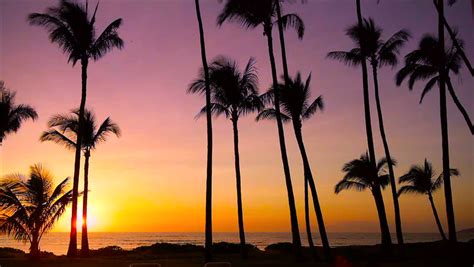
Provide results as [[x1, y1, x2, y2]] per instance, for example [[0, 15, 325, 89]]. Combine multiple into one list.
[[0, 164, 73, 259], [396, 35, 472, 134], [191, 56, 262, 259], [395, 34, 472, 242], [0, 81, 38, 146], [327, 1, 392, 246], [398, 159, 459, 241], [29, 0, 124, 256], [40, 109, 120, 256], [335, 153, 392, 245], [192, 0, 214, 261], [328, 18, 410, 246], [218, 0, 304, 257], [257, 73, 329, 259]]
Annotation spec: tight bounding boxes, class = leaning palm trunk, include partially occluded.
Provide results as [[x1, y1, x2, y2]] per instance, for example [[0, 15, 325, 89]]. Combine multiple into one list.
[[274, 2, 329, 259], [194, 0, 214, 261], [232, 118, 247, 259], [81, 150, 91, 256], [263, 21, 302, 258], [355, 0, 392, 247], [437, 0, 457, 243], [304, 177, 317, 259], [68, 58, 88, 257], [445, 77, 473, 134], [293, 122, 326, 259], [428, 193, 447, 241], [371, 65, 404, 246]]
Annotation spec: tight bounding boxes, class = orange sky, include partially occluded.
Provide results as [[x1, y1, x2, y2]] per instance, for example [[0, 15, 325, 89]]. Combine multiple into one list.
[[0, 0, 472, 234]]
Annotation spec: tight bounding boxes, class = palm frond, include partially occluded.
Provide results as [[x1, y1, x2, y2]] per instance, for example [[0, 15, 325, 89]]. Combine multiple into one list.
[[90, 18, 124, 61], [276, 13, 304, 39], [256, 108, 290, 122]]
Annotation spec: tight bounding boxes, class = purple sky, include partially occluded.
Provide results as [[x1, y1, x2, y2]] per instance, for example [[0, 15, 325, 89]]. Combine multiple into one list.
[[0, 0, 472, 234]]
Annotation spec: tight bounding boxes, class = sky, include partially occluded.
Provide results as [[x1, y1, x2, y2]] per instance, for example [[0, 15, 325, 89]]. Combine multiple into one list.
[[0, 0, 472, 235]]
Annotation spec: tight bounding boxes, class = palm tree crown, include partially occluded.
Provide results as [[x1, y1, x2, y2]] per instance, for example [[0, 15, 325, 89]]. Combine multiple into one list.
[[0, 81, 38, 144], [335, 153, 393, 194], [398, 159, 459, 196], [396, 34, 461, 103], [257, 72, 323, 125], [189, 56, 263, 121], [28, 0, 124, 65], [218, 0, 304, 37], [0, 164, 73, 258], [40, 109, 121, 152], [327, 18, 410, 69]]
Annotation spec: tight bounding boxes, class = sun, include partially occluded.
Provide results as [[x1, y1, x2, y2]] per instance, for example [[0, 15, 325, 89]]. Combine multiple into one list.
[[77, 214, 98, 232]]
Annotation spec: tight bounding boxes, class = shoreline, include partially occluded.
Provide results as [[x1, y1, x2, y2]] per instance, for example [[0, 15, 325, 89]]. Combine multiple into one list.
[[1, 240, 473, 266]]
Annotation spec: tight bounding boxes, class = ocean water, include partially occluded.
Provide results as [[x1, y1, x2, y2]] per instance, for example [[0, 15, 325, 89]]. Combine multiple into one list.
[[1, 232, 473, 256]]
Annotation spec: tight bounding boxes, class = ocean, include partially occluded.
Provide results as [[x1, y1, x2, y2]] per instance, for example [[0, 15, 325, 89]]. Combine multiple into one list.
[[1, 232, 473, 255]]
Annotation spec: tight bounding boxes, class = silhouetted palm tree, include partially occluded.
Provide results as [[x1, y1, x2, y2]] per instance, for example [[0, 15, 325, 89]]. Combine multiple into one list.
[[29, 0, 124, 256], [327, 1, 392, 246], [191, 56, 262, 259], [328, 18, 410, 246], [0, 81, 38, 146], [257, 73, 328, 259], [335, 153, 392, 245], [398, 159, 459, 241], [396, 35, 472, 134], [192, 0, 214, 261], [0, 164, 73, 259], [40, 109, 120, 256], [396, 34, 472, 242], [218, 0, 303, 256]]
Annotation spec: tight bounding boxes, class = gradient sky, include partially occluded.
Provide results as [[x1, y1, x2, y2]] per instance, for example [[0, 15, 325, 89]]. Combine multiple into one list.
[[0, 0, 472, 235]]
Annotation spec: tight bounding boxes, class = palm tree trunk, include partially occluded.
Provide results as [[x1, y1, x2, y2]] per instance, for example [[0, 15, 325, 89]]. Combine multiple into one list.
[[356, 0, 392, 248], [194, 0, 213, 262], [371, 64, 404, 246], [446, 77, 473, 134], [293, 122, 330, 260], [264, 22, 302, 259], [81, 150, 90, 256], [232, 118, 247, 259], [30, 233, 40, 260], [67, 58, 88, 257], [304, 175, 317, 260], [428, 193, 447, 241], [437, 0, 457, 243]]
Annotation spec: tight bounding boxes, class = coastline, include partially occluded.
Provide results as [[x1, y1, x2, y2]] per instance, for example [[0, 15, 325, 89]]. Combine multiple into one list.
[[1, 240, 473, 267]]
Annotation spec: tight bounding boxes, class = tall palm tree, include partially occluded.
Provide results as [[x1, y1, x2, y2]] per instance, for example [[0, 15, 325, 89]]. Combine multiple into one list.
[[39, 109, 120, 256], [257, 73, 329, 259], [191, 56, 262, 259], [327, 1, 392, 246], [396, 33, 472, 242], [192, 0, 213, 262], [0, 164, 73, 259], [0, 81, 38, 146], [335, 153, 392, 245], [328, 18, 410, 246], [398, 159, 459, 241], [218, 0, 304, 257], [29, 0, 124, 256], [396, 35, 472, 134]]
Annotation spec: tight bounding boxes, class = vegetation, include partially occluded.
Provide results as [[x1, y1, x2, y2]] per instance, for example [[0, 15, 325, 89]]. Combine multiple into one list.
[[328, 0, 392, 246], [28, 0, 124, 256], [0, 81, 38, 146], [328, 17, 411, 246], [40, 109, 120, 256], [398, 159, 459, 241], [0, 164, 73, 259], [218, 0, 306, 257], [335, 153, 392, 245], [257, 72, 328, 259]]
